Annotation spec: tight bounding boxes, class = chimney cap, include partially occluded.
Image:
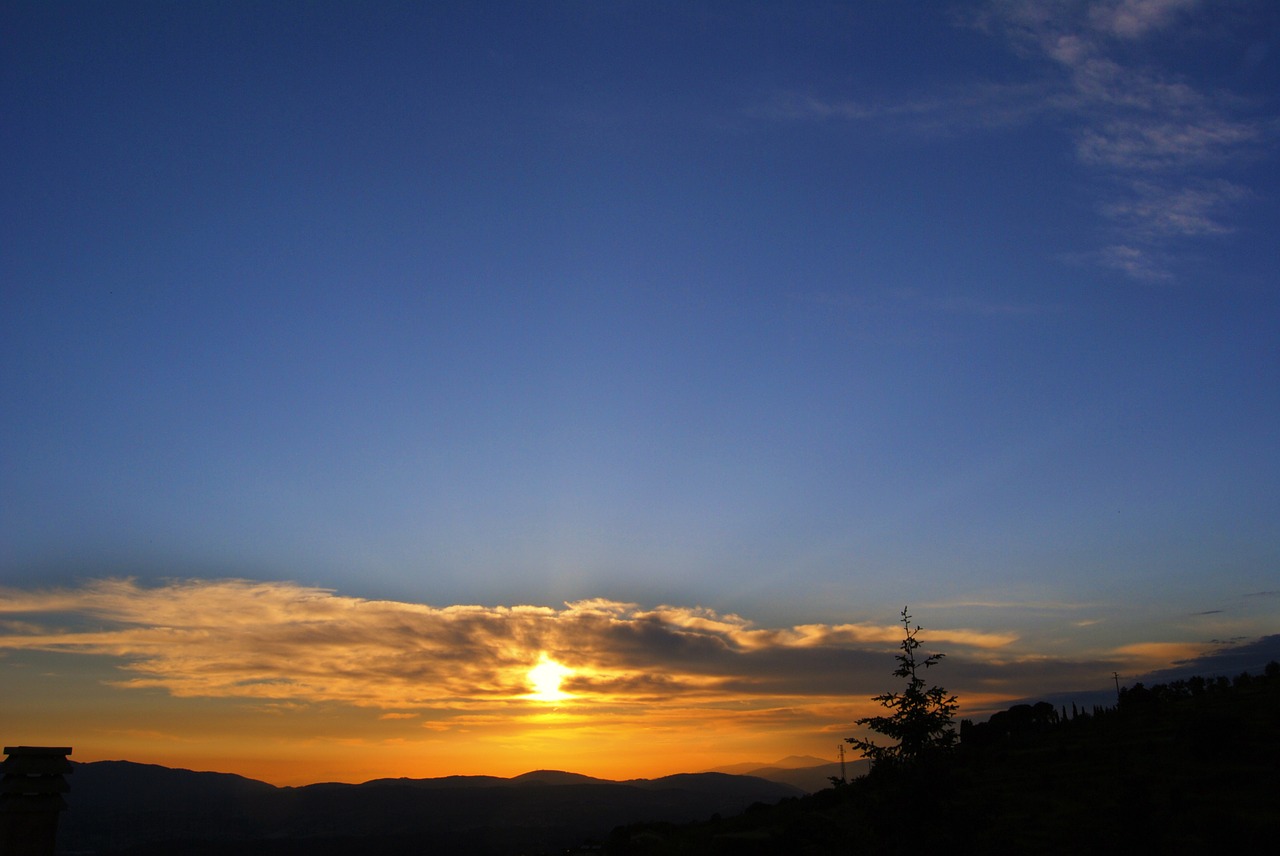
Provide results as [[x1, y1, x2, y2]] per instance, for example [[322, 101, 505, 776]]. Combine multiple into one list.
[[2, 748, 72, 756]]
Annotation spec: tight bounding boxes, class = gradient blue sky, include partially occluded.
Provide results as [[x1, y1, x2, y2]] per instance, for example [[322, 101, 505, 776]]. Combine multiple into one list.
[[2, 1, 1278, 781]]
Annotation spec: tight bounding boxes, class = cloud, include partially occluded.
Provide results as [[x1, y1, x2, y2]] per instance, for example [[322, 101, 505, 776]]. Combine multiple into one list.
[[1113, 640, 1207, 664], [0, 579, 1009, 707], [747, 82, 1050, 134], [763, 1, 1274, 281], [0, 577, 1127, 726], [985, 0, 1203, 53], [1087, 0, 1201, 39], [1075, 117, 1262, 173], [920, 599, 1096, 611], [1090, 243, 1173, 281], [985, 0, 1272, 277], [1102, 178, 1251, 239], [3, 578, 1264, 735]]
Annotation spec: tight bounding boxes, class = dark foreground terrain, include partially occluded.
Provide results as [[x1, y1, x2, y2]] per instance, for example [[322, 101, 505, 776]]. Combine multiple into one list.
[[48, 662, 1280, 854], [56, 765, 799, 855], [606, 664, 1280, 854]]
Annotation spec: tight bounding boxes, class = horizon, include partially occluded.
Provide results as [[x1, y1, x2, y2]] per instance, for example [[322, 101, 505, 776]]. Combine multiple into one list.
[[3, 1, 1278, 788], [61, 750, 839, 787]]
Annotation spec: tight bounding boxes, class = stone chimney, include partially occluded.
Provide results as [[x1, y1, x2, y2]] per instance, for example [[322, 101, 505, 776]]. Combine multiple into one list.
[[0, 747, 72, 856]]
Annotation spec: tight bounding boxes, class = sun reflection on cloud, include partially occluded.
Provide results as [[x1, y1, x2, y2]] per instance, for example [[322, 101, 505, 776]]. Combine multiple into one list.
[[526, 654, 573, 702]]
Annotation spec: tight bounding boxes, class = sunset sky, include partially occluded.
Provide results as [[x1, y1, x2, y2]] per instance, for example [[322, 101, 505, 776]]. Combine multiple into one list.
[[3, 1, 1278, 786]]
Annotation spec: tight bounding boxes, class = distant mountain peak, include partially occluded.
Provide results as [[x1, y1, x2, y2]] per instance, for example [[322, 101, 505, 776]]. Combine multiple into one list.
[[710, 755, 830, 775], [509, 769, 607, 786], [768, 755, 831, 769]]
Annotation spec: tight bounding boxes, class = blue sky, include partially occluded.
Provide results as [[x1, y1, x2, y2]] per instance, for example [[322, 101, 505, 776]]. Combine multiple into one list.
[[2, 1, 1278, 780]]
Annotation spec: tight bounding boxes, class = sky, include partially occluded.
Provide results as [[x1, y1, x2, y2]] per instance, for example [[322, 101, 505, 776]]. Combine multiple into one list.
[[2, 0, 1278, 786]]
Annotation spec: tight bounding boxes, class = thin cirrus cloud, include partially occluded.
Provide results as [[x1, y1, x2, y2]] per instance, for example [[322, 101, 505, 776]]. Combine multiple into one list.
[[758, 0, 1272, 281], [746, 81, 1050, 133], [988, 0, 1269, 278]]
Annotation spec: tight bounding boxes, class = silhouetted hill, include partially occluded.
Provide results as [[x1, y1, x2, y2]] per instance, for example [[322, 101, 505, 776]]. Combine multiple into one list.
[[68, 760, 277, 816], [712, 755, 827, 775], [511, 769, 610, 786], [633, 772, 796, 801], [743, 760, 869, 793], [360, 773, 510, 789], [58, 762, 800, 855], [607, 662, 1280, 853], [709, 755, 866, 793]]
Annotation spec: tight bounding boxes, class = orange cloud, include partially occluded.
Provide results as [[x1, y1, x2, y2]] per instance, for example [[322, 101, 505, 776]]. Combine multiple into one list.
[[1112, 641, 1207, 667], [0, 577, 1219, 758], [0, 578, 1019, 713]]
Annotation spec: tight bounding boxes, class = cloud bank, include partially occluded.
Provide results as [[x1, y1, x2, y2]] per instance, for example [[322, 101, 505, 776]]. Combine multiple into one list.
[[2, 577, 1245, 728], [0, 579, 1011, 707]]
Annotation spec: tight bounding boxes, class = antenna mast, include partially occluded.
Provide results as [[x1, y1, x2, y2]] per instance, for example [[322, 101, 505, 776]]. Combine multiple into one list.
[[838, 743, 847, 783]]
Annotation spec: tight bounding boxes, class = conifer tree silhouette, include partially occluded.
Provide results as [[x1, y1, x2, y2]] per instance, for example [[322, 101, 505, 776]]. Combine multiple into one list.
[[847, 606, 958, 769]]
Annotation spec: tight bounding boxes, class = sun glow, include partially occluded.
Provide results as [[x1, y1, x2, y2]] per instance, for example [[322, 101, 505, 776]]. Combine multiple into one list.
[[527, 654, 573, 702]]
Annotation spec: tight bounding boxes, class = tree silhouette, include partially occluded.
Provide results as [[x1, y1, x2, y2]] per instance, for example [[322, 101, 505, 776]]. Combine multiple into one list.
[[847, 606, 958, 769]]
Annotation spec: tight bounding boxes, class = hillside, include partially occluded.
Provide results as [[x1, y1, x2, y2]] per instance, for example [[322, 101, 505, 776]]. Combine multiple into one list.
[[606, 663, 1280, 853]]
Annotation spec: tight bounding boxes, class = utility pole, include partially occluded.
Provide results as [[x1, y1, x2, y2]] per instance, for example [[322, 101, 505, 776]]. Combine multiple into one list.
[[1112, 672, 1121, 700], [837, 744, 847, 784]]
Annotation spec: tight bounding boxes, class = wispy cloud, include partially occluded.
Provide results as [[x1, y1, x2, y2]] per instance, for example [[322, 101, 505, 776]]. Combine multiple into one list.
[[982, 0, 1272, 277], [919, 599, 1096, 611], [760, 1, 1274, 281], [1086, 243, 1173, 282], [1101, 178, 1251, 240], [747, 81, 1050, 134], [1088, 0, 1202, 38], [1113, 639, 1207, 664]]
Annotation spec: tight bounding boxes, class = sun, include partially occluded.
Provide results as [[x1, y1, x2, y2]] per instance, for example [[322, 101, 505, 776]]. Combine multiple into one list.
[[527, 654, 573, 702]]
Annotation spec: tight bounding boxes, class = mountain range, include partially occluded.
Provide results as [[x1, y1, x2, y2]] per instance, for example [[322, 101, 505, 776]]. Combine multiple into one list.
[[57, 759, 810, 855], [710, 754, 869, 793]]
